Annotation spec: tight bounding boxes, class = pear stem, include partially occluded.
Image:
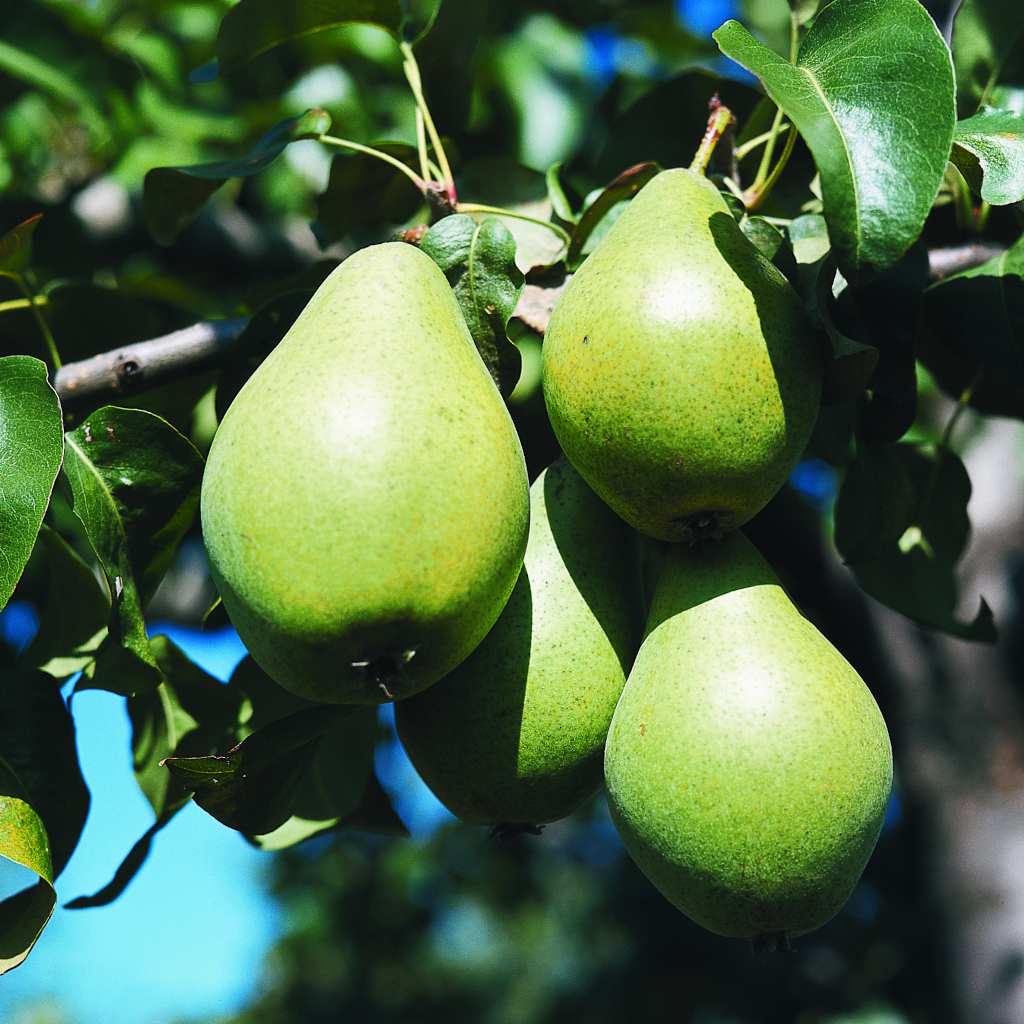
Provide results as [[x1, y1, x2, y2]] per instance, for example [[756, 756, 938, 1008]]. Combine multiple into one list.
[[400, 41, 456, 205], [688, 102, 736, 176], [455, 203, 572, 249], [318, 134, 427, 192]]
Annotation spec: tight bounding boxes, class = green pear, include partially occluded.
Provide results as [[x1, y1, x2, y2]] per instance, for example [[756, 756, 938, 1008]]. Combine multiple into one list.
[[542, 167, 822, 543], [604, 531, 892, 948], [395, 456, 646, 828], [202, 242, 530, 704]]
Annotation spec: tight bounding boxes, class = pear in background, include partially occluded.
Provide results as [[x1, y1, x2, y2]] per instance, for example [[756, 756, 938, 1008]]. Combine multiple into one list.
[[605, 531, 892, 949], [202, 242, 530, 704], [543, 167, 821, 543], [395, 456, 646, 829]]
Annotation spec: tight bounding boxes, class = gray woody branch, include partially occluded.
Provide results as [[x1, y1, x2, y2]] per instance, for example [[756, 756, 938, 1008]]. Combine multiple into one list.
[[50, 243, 1004, 414]]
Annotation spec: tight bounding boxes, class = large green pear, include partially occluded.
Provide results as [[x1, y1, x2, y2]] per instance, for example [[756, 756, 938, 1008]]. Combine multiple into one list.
[[543, 167, 822, 543], [395, 456, 646, 828], [202, 242, 530, 704], [604, 531, 892, 948]]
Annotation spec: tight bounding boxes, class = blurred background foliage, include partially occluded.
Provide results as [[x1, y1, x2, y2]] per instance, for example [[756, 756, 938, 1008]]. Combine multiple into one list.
[[1, 0, 1015, 1022]]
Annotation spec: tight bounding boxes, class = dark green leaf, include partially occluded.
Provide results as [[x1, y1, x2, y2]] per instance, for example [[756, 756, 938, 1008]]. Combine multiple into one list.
[[0, 757, 55, 973], [835, 443, 996, 641], [164, 703, 358, 836], [315, 144, 422, 249], [0, 670, 89, 879], [922, 232, 1024, 393], [421, 214, 524, 397], [741, 216, 797, 286], [216, 0, 404, 74], [0, 216, 42, 277], [248, 706, 379, 850], [216, 290, 313, 421], [62, 408, 205, 695], [0, 356, 64, 611], [951, 107, 1024, 205], [715, 0, 956, 284], [143, 110, 332, 245], [846, 242, 930, 443], [952, 0, 1024, 116], [567, 162, 661, 270], [19, 527, 109, 679], [546, 163, 576, 224]]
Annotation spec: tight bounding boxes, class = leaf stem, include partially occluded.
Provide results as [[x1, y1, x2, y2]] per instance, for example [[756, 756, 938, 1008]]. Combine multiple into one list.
[[734, 123, 792, 161], [455, 203, 572, 248], [0, 295, 48, 314], [1, 272, 61, 368], [688, 103, 736, 176], [414, 108, 430, 183], [318, 134, 427, 192], [743, 124, 797, 211], [400, 42, 455, 202], [750, 105, 786, 193]]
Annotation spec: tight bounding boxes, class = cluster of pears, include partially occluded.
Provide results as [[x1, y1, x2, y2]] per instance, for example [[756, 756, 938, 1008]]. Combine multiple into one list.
[[201, 166, 892, 950]]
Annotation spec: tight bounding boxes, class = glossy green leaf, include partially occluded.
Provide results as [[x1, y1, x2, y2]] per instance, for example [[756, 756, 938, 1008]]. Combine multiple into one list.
[[421, 214, 525, 398], [566, 162, 660, 270], [62, 408, 205, 696], [315, 143, 422, 249], [715, 0, 956, 284], [0, 670, 89, 880], [546, 163, 576, 224], [19, 527, 109, 679], [952, 0, 1024, 116], [835, 443, 996, 641], [216, 0, 404, 74], [0, 357, 64, 611], [164, 703, 358, 836], [0, 216, 43, 277], [0, 756, 55, 974], [143, 110, 331, 245], [922, 231, 1024, 394], [951, 107, 1024, 205], [741, 216, 797, 285]]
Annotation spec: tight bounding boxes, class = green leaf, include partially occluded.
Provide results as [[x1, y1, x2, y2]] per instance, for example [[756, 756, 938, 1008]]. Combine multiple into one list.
[[951, 107, 1024, 205], [421, 214, 525, 398], [216, 0, 404, 74], [0, 670, 89, 880], [164, 703, 358, 836], [741, 216, 797, 286], [315, 143, 423, 249], [952, 0, 1024, 116], [0, 757, 55, 974], [546, 163, 576, 224], [834, 443, 996, 641], [0, 356, 64, 611], [715, 0, 956, 284], [19, 527, 110, 678], [922, 232, 1024, 393], [0, 215, 43, 277], [566, 162, 661, 270], [457, 158, 565, 272], [62, 408, 205, 696], [143, 110, 332, 246], [248, 706, 380, 850]]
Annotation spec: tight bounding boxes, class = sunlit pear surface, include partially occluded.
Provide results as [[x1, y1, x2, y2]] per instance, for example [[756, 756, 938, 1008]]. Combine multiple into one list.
[[201, 242, 530, 704]]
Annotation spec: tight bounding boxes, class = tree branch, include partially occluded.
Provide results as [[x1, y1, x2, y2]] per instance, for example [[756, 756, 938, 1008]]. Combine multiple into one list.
[[52, 318, 249, 414]]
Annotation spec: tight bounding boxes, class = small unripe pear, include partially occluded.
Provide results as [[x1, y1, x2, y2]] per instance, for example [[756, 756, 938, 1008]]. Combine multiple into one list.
[[605, 531, 892, 947]]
